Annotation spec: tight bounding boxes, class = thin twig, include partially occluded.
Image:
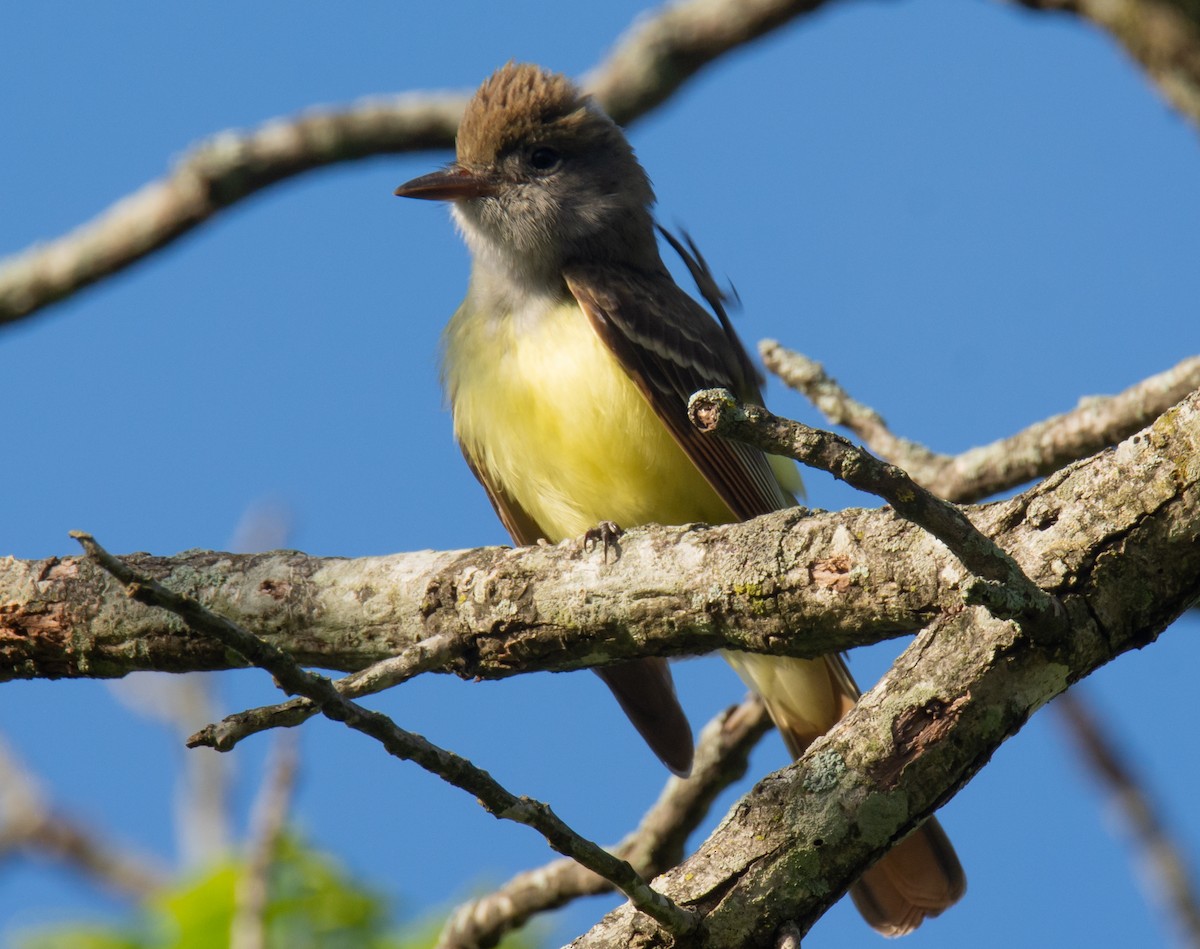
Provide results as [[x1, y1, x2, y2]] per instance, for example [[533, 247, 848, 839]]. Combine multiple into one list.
[[0, 0, 839, 330], [0, 734, 165, 898], [110, 672, 233, 865], [437, 696, 771, 949], [761, 341, 1200, 503], [230, 734, 300, 949], [1057, 691, 1200, 947], [71, 532, 699, 939], [187, 630, 462, 751], [687, 388, 1066, 631]]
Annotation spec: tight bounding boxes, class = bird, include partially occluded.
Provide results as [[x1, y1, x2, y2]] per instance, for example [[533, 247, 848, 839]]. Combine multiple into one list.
[[395, 62, 965, 936]]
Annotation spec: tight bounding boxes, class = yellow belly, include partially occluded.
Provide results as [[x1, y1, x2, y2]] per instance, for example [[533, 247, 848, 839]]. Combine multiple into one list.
[[442, 297, 736, 541]]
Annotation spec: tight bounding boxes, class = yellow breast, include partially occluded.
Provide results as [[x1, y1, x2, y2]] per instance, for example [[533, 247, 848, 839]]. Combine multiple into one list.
[[442, 297, 735, 541]]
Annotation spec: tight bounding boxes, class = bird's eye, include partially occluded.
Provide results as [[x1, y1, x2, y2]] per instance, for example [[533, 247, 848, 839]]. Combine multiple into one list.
[[528, 146, 562, 172]]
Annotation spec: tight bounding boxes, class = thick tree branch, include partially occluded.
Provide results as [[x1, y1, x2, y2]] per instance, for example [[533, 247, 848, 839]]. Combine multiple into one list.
[[587, 0, 832, 125], [571, 609, 1043, 946], [0, 512, 964, 683], [73, 533, 698, 938], [0, 0, 837, 330], [4, 387, 1198, 688], [762, 341, 1200, 503], [570, 393, 1200, 946], [0, 381, 1191, 947]]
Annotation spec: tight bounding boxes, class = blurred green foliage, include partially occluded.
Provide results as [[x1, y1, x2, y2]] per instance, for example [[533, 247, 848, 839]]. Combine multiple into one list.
[[16, 836, 539, 949]]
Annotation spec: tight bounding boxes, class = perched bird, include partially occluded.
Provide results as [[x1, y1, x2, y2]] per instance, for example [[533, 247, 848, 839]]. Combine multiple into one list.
[[396, 62, 965, 936]]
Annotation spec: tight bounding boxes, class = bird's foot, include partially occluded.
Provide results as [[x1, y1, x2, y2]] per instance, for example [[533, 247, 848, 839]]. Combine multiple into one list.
[[582, 521, 624, 563]]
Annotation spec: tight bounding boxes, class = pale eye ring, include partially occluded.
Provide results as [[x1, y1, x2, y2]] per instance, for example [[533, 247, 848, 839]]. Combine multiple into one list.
[[528, 146, 562, 172]]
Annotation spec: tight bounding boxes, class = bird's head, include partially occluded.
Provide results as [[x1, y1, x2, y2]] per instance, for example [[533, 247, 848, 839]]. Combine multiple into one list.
[[396, 63, 658, 286]]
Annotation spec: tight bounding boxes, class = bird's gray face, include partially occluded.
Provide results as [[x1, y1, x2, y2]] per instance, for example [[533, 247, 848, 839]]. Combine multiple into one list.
[[451, 134, 656, 285]]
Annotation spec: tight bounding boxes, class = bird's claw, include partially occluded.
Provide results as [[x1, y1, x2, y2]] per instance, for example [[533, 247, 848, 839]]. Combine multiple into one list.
[[582, 521, 624, 563]]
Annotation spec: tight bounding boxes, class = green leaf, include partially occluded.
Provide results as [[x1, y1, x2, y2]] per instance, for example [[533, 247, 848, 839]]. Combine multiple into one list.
[[14, 834, 543, 949]]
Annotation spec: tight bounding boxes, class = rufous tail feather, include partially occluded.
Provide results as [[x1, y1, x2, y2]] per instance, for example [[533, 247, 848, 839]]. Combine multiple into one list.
[[723, 651, 966, 935]]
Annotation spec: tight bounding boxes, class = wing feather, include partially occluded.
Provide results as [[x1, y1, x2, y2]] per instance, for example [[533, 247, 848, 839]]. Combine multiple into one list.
[[460, 446, 544, 547], [564, 263, 791, 520]]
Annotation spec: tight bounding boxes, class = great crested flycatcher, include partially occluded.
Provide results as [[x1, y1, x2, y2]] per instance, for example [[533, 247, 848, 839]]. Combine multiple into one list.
[[396, 62, 965, 936]]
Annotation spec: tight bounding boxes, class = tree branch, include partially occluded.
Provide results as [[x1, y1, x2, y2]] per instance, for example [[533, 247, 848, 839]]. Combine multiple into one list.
[[186, 631, 463, 751], [436, 696, 772, 949], [230, 734, 300, 949], [570, 609, 1047, 945], [688, 387, 1065, 629], [570, 393, 1200, 945], [8, 0, 1200, 331], [0, 511, 965, 683], [72, 533, 699, 939], [1056, 691, 1200, 946], [762, 340, 1200, 503], [0, 93, 461, 329], [0, 0, 838, 330], [586, 0, 833, 125], [4, 386, 1198, 688], [1011, 0, 1200, 130], [0, 734, 165, 898]]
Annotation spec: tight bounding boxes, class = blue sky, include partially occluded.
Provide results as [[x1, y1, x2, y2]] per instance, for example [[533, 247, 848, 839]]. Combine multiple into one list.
[[2, 1, 1198, 946]]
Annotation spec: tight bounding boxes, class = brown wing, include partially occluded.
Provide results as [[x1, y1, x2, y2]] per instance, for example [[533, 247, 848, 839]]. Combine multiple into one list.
[[565, 263, 791, 520], [655, 225, 764, 390], [459, 444, 694, 776]]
